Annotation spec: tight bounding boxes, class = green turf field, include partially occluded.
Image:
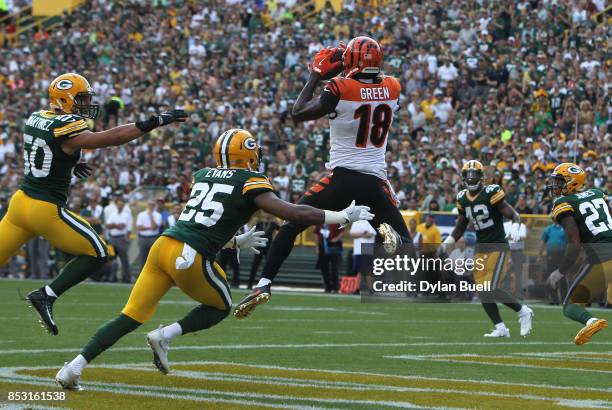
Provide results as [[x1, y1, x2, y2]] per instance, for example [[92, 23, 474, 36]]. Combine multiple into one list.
[[0, 278, 610, 409]]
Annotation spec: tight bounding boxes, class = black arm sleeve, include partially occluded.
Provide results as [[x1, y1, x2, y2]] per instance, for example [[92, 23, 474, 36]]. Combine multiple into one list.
[[319, 89, 340, 114]]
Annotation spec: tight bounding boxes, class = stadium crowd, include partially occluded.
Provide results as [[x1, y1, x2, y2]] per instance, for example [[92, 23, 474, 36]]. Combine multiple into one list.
[[0, 0, 610, 280]]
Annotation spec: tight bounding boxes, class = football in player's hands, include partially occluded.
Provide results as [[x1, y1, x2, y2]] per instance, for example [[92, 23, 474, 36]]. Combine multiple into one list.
[[310, 44, 344, 80]]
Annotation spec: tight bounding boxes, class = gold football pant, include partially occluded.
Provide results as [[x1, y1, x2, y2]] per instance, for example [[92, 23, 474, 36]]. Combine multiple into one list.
[[122, 236, 232, 323], [474, 251, 508, 289], [0, 190, 108, 266], [564, 260, 612, 305]]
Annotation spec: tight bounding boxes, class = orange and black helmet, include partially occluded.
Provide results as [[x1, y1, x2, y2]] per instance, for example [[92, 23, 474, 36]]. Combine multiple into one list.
[[342, 36, 383, 78], [213, 129, 261, 171], [48, 73, 99, 119]]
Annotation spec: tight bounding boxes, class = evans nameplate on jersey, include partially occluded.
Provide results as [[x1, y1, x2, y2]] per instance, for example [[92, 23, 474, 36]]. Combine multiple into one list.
[[205, 169, 236, 179]]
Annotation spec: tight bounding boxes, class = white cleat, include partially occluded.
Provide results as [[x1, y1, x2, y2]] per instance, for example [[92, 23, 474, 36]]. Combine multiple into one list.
[[55, 362, 83, 391], [146, 325, 170, 375], [484, 327, 510, 338], [518, 306, 534, 337]]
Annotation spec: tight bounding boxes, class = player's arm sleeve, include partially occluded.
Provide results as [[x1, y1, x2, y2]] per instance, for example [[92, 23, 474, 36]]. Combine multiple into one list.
[[551, 201, 574, 223], [242, 176, 276, 203], [53, 117, 89, 139], [320, 80, 341, 113], [489, 185, 505, 205]]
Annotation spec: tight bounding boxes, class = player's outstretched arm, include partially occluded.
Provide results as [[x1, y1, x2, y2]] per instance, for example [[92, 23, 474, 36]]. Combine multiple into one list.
[[253, 192, 373, 226], [61, 110, 187, 154], [291, 72, 336, 123], [291, 45, 343, 123]]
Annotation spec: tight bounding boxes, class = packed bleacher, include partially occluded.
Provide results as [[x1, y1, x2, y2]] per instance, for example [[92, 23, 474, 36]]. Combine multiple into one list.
[[0, 0, 610, 288]]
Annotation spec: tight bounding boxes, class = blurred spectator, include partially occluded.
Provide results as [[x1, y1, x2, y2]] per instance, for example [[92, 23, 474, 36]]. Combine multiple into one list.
[[349, 220, 375, 276], [105, 198, 133, 283], [539, 221, 568, 304], [504, 220, 528, 298], [155, 198, 172, 234], [136, 200, 161, 270], [417, 214, 441, 294], [315, 223, 343, 293], [26, 237, 49, 279]]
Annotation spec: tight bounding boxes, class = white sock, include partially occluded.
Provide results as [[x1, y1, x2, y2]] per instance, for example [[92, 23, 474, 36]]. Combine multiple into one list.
[[161, 323, 182, 341], [495, 322, 507, 331], [519, 305, 530, 315], [68, 354, 88, 375], [586, 317, 598, 326], [45, 286, 58, 298], [256, 278, 271, 288]]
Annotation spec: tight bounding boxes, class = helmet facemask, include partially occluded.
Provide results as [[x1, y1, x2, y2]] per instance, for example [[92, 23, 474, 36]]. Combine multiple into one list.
[[547, 174, 568, 197], [73, 91, 99, 119], [462, 169, 483, 193]]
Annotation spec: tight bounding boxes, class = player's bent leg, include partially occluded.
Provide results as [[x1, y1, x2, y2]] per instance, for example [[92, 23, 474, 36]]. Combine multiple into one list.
[[488, 250, 534, 337], [149, 243, 231, 374], [236, 176, 347, 319], [564, 261, 610, 345], [26, 204, 109, 335], [58, 240, 173, 389]]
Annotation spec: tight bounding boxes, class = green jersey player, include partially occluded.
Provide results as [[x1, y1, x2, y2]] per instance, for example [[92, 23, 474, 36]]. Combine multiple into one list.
[[547, 163, 611, 345], [440, 160, 534, 338], [0, 72, 187, 335], [56, 129, 374, 390]]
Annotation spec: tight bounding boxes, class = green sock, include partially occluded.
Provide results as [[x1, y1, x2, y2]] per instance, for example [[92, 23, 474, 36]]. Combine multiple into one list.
[[81, 314, 141, 362], [49, 255, 107, 297], [178, 304, 230, 335], [563, 304, 592, 325], [494, 289, 522, 312], [482, 303, 502, 325]]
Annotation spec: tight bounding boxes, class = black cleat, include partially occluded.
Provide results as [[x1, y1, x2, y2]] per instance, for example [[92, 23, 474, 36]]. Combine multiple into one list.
[[26, 287, 58, 335], [233, 285, 271, 319]]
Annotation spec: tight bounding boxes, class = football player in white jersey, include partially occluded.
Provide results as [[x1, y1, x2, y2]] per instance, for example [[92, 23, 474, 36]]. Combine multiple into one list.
[[235, 36, 411, 318]]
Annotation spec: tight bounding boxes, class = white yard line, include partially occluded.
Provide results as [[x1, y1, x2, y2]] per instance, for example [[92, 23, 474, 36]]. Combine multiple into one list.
[[385, 354, 612, 374], [1, 341, 611, 355]]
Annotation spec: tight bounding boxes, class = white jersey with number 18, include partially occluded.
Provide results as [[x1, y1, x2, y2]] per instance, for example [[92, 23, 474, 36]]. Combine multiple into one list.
[[322, 75, 401, 180]]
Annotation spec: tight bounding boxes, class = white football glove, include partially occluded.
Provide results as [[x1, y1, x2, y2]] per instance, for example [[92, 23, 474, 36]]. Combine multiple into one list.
[[438, 235, 456, 256], [235, 226, 268, 254], [341, 200, 375, 225], [507, 222, 523, 242], [546, 269, 563, 289], [324, 200, 374, 226]]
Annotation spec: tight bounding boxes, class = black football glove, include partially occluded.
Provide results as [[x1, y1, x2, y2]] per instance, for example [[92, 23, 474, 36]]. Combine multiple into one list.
[[73, 163, 92, 179], [136, 109, 188, 132]]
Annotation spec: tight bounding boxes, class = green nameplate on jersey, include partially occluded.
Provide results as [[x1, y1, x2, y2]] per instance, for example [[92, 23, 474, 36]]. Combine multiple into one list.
[[19, 111, 88, 206], [163, 168, 274, 260], [456, 184, 506, 243], [552, 188, 612, 244]]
